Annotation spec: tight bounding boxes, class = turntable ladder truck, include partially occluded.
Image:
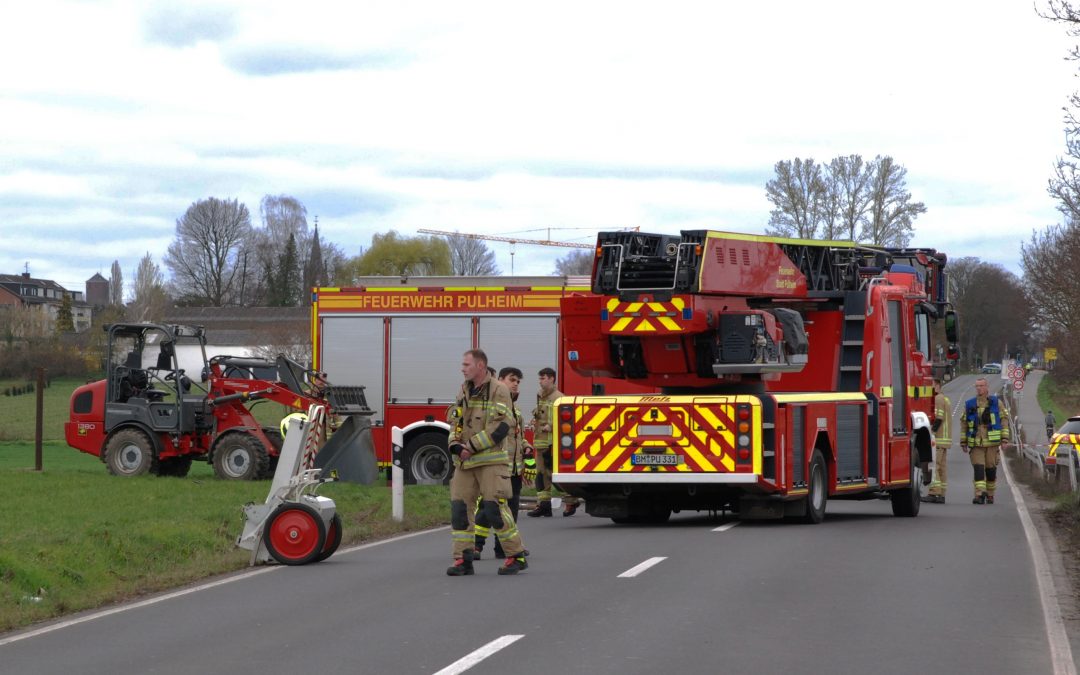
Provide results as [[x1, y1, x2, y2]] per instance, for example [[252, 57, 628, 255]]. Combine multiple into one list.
[[554, 229, 958, 523]]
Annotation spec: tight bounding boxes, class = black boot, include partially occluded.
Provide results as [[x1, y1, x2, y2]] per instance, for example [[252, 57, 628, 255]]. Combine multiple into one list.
[[526, 502, 553, 517], [446, 549, 475, 576], [497, 554, 529, 575]]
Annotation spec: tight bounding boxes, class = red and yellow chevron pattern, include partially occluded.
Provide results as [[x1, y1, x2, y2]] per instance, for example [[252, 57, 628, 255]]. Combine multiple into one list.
[[562, 396, 760, 474], [604, 298, 688, 333]]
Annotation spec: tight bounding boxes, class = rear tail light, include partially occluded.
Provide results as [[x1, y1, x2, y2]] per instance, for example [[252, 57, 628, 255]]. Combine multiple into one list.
[[736, 403, 752, 464], [559, 405, 574, 464]]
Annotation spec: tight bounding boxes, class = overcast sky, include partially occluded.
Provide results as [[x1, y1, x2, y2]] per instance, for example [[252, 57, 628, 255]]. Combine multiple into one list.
[[1, 0, 1076, 295]]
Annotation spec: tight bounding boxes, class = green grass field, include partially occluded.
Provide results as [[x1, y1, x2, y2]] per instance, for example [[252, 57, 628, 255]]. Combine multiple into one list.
[[0, 441, 449, 634], [0, 376, 86, 442]]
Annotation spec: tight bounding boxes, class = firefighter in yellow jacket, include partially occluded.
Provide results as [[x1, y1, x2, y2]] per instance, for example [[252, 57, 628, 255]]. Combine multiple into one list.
[[922, 380, 951, 504], [446, 349, 528, 576], [961, 377, 1012, 505], [473, 366, 531, 560], [527, 367, 581, 516]]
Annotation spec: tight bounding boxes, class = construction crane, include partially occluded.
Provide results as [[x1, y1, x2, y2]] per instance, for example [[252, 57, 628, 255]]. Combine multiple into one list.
[[418, 228, 593, 274], [417, 228, 593, 249]]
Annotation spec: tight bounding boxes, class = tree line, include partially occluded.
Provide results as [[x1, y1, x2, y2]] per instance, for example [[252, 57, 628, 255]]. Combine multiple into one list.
[[89, 194, 596, 317]]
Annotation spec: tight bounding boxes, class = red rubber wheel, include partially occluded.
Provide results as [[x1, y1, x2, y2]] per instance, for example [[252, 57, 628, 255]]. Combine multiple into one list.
[[314, 513, 343, 563], [264, 503, 326, 565]]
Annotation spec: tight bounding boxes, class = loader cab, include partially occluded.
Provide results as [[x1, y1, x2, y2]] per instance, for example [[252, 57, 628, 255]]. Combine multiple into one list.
[[103, 323, 209, 435]]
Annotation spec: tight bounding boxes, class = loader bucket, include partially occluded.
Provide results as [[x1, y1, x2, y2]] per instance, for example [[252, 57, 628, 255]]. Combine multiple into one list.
[[315, 412, 379, 484]]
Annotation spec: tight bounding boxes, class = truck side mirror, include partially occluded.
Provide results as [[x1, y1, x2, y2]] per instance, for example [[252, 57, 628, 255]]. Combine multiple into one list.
[[944, 310, 959, 344]]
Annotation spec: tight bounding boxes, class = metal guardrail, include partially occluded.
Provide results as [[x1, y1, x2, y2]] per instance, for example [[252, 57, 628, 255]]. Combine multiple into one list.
[[1005, 385, 1079, 492]]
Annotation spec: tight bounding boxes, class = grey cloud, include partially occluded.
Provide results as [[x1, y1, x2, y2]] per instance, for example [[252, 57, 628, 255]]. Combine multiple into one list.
[[143, 4, 238, 48], [223, 46, 410, 76]]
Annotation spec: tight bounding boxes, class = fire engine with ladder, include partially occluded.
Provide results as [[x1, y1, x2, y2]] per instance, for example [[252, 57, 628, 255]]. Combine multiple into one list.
[[555, 229, 959, 523]]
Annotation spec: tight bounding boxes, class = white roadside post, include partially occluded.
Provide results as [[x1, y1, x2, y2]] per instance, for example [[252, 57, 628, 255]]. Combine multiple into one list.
[[392, 426, 405, 522]]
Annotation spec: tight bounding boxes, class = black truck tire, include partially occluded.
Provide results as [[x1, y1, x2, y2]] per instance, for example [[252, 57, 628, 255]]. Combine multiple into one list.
[[212, 432, 270, 480], [891, 447, 922, 517], [803, 450, 828, 524], [104, 428, 158, 477], [404, 431, 452, 485]]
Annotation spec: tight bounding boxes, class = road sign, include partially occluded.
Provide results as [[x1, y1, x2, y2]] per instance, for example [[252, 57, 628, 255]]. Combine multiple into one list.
[[1046, 347, 1058, 361], [1013, 378, 1024, 391], [1007, 364, 1017, 378], [1012, 367, 1026, 381]]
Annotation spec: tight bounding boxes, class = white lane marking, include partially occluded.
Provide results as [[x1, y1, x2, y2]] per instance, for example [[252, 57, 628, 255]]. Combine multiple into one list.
[[618, 556, 667, 578], [0, 525, 449, 648], [1001, 458, 1077, 675], [433, 634, 525, 675], [712, 521, 740, 532]]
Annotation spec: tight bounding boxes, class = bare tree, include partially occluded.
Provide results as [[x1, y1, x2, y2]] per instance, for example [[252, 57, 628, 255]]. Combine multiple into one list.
[[862, 156, 926, 246], [765, 158, 826, 239], [109, 260, 124, 306], [554, 250, 594, 276], [1022, 220, 1080, 335], [829, 155, 875, 240], [322, 240, 349, 286], [446, 233, 499, 275], [129, 252, 169, 323], [949, 257, 1030, 368], [253, 195, 309, 304], [249, 320, 311, 366], [1040, 3, 1080, 226], [164, 197, 252, 306]]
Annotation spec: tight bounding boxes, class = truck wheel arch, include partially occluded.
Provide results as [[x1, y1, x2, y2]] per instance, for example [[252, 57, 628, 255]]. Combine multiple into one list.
[[401, 422, 452, 485]]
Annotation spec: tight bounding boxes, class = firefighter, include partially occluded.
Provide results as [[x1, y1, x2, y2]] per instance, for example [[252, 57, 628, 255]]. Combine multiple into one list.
[[526, 367, 579, 517], [473, 366, 531, 560], [960, 377, 1011, 505], [279, 412, 308, 439], [446, 349, 528, 576], [922, 380, 951, 504]]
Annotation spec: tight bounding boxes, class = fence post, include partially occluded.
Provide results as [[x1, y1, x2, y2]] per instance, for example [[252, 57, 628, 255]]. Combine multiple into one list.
[[34, 367, 45, 472], [391, 427, 404, 522]]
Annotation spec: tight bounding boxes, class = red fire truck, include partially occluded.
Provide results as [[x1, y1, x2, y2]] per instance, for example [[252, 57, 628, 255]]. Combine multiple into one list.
[[311, 277, 648, 484], [555, 230, 958, 523]]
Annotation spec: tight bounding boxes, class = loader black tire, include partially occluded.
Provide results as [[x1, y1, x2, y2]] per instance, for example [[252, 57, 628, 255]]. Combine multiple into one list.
[[890, 447, 922, 517], [261, 427, 283, 479], [404, 432, 452, 485], [157, 456, 193, 478], [104, 428, 158, 477], [211, 432, 269, 481]]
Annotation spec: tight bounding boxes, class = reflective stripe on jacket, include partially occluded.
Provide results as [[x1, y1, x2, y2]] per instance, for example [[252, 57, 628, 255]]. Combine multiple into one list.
[[963, 395, 1009, 447], [934, 393, 951, 446], [450, 377, 512, 469]]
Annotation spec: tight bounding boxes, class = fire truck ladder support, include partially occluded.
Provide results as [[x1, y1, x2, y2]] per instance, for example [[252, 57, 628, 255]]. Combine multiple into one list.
[[839, 290, 867, 392]]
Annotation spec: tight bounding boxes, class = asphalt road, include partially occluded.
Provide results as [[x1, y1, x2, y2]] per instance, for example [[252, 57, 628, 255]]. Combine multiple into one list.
[[1, 375, 1065, 674]]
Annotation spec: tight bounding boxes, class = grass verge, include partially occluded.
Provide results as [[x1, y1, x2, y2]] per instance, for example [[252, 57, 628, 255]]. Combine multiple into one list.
[[0, 441, 449, 634], [1039, 372, 1080, 425]]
